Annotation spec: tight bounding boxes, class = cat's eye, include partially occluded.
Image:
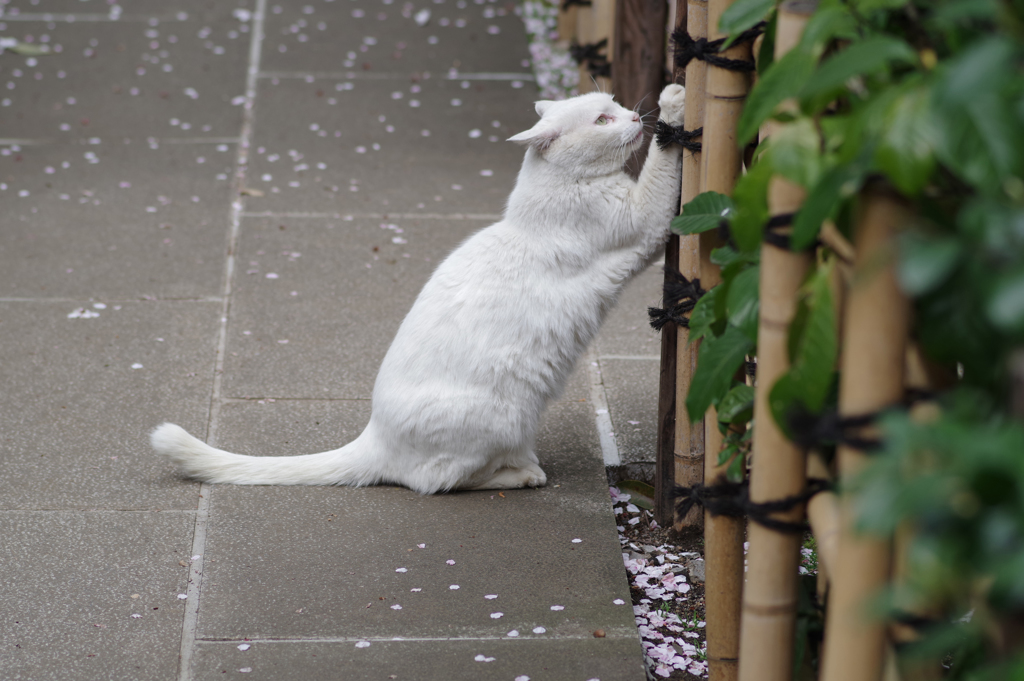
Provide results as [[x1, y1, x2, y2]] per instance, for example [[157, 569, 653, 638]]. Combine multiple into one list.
[[595, 115, 609, 125]]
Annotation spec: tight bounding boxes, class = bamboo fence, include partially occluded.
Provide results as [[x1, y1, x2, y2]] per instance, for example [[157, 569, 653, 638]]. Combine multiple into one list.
[[699, 1, 754, 678], [736, 4, 815, 681], [577, 2, 951, 678], [672, 0, 709, 532]]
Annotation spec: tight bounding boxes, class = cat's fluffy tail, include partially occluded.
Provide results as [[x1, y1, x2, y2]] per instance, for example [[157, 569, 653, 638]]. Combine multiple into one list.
[[150, 422, 380, 486]]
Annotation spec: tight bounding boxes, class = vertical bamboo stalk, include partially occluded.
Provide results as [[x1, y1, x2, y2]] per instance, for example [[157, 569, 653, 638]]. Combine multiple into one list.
[[737, 5, 815, 681], [576, 0, 615, 93], [701, 1, 753, 679], [819, 182, 912, 681], [612, 0, 666, 178], [655, 0, 688, 527], [556, 1, 578, 49], [673, 0, 708, 531]]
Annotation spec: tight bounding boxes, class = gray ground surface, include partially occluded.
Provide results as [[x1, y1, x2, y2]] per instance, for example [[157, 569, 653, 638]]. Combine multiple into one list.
[[0, 1, 665, 679]]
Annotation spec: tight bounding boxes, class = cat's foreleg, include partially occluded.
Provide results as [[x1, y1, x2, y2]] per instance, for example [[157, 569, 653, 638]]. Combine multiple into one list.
[[626, 84, 687, 260]]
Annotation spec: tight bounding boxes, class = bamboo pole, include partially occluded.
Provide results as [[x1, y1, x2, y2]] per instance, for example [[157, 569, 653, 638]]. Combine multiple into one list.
[[883, 347, 943, 681], [700, 1, 753, 678], [654, 0, 690, 528], [576, 0, 615, 93], [669, 0, 708, 531], [819, 182, 912, 681], [556, 1, 578, 49], [736, 5, 816, 681]]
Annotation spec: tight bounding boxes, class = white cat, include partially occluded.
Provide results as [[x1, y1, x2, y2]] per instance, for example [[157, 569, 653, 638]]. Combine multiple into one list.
[[152, 84, 687, 494]]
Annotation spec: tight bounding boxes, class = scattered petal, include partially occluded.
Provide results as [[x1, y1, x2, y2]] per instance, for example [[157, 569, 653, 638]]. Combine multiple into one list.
[[355, 641, 371, 648], [237, 644, 250, 651], [490, 612, 503, 619]]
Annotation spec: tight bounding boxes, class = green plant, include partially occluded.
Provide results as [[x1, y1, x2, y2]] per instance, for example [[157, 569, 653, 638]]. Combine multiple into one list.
[[673, 0, 1024, 675]]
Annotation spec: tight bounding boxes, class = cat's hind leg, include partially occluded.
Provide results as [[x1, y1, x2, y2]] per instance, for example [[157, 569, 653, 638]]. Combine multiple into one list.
[[467, 462, 547, 490]]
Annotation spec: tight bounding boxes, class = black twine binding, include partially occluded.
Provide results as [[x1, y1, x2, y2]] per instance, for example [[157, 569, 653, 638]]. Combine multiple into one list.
[[671, 21, 765, 73], [786, 389, 938, 453], [648, 267, 706, 331], [655, 121, 703, 153], [569, 39, 611, 78], [671, 478, 832, 534], [561, 0, 591, 8], [715, 212, 821, 252]]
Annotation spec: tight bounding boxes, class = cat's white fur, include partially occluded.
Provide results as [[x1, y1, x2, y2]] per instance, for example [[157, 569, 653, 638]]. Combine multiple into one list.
[[152, 85, 687, 494]]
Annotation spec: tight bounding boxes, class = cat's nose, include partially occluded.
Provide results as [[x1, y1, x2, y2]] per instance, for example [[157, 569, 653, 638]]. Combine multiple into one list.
[[632, 112, 640, 122]]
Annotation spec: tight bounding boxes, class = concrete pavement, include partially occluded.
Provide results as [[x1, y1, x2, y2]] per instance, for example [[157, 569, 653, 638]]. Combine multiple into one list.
[[0, 1, 665, 678]]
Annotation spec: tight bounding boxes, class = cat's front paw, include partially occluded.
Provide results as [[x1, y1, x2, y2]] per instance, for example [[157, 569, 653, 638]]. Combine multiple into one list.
[[658, 83, 686, 126]]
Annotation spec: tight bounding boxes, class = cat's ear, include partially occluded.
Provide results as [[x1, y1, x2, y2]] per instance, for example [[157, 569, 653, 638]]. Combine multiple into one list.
[[507, 121, 561, 150], [534, 100, 557, 117]]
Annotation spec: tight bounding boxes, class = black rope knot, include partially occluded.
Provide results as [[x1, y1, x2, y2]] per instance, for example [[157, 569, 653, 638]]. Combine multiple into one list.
[[786, 389, 938, 452], [655, 120, 703, 152], [671, 478, 832, 534], [648, 267, 706, 331], [569, 38, 611, 78], [671, 21, 765, 73]]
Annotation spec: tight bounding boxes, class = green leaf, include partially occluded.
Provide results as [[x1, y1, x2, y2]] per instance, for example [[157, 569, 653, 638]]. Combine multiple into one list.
[[797, 5, 859, 51], [875, 83, 939, 196], [769, 262, 838, 433], [792, 155, 869, 251], [686, 326, 754, 422], [737, 47, 816, 145], [616, 480, 655, 510], [718, 384, 755, 424], [765, 118, 824, 188], [687, 287, 720, 343], [729, 159, 773, 251], [726, 265, 760, 342], [800, 36, 918, 100], [726, 450, 746, 482], [672, 192, 734, 235], [719, 0, 775, 48], [986, 268, 1024, 333], [789, 264, 838, 413], [897, 233, 962, 296]]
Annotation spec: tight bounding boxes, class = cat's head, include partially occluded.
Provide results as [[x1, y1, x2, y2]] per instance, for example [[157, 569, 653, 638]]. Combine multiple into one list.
[[507, 93, 643, 174]]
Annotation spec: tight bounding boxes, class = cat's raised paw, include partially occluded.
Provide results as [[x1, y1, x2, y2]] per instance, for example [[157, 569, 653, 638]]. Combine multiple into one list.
[[658, 84, 686, 125]]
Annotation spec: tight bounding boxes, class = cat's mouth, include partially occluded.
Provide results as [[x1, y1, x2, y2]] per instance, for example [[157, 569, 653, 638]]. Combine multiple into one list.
[[631, 128, 644, 144]]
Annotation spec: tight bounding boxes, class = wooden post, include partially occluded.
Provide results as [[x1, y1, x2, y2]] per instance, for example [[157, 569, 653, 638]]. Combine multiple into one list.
[[611, 0, 667, 115], [819, 182, 912, 681], [612, 0, 666, 177], [671, 0, 708, 532], [652, 0, 691, 528], [576, 0, 615, 94], [736, 5, 815, 681], [700, 0, 753, 679], [556, 0, 579, 49]]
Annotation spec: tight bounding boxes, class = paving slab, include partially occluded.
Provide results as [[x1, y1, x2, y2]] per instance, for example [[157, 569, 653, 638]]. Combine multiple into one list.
[[0, 301, 215, 509], [191, 637, 646, 681], [243, 75, 535, 215], [0, 0, 659, 678], [594, 265, 665, 358], [0, 141, 234, 299], [197, 398, 635, 650], [0, 18, 248, 141], [0, 510, 196, 681], [598, 359, 661, 468], [259, 0, 532, 76]]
